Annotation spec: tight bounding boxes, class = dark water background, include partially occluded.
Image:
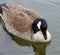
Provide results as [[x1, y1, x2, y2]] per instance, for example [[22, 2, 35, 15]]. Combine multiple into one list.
[[0, 0, 60, 55]]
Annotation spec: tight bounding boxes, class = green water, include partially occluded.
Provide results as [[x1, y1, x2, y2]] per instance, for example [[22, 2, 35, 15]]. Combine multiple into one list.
[[0, 0, 60, 55]]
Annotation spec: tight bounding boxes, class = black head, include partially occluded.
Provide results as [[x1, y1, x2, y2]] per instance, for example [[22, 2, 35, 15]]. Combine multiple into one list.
[[32, 18, 48, 40]]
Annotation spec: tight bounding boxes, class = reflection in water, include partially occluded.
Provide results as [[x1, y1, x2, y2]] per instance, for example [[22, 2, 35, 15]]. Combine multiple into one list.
[[0, 17, 51, 55], [11, 35, 51, 55], [32, 42, 50, 55]]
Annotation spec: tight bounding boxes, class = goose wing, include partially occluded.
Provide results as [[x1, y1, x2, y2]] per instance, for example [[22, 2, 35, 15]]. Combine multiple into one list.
[[2, 4, 40, 40], [2, 5, 31, 32], [2, 4, 40, 32]]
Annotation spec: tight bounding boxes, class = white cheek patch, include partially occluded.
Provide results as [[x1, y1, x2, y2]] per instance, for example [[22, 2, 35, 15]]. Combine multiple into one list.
[[37, 21, 41, 29]]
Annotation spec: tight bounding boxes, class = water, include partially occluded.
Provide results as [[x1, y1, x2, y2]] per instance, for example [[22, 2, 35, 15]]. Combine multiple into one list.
[[0, 0, 60, 55]]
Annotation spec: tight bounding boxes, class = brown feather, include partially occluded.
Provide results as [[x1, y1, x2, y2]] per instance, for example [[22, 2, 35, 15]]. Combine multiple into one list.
[[2, 4, 40, 40]]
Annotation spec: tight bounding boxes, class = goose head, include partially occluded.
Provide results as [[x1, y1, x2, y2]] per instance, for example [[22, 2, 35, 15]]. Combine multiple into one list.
[[32, 18, 51, 42]]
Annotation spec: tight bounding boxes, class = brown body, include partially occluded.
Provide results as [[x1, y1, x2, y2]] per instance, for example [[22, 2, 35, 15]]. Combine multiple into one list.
[[2, 4, 40, 41]]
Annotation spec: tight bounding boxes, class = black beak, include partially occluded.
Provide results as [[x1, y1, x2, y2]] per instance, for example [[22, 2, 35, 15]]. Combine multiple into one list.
[[42, 30, 47, 40]]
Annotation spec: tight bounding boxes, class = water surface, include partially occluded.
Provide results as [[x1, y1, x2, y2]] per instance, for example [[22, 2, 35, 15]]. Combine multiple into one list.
[[0, 0, 60, 55]]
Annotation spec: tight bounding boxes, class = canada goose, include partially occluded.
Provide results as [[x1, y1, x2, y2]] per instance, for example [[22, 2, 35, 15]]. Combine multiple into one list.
[[0, 3, 51, 42]]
